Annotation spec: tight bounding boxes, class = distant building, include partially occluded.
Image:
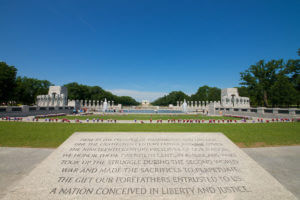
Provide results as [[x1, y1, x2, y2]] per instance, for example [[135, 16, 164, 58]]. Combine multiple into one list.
[[141, 100, 150, 106]]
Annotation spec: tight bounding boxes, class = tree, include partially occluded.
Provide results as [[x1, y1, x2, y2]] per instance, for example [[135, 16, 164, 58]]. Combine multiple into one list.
[[270, 75, 297, 107], [64, 82, 89, 100], [64, 82, 139, 106], [0, 62, 17, 104], [14, 77, 52, 105], [240, 59, 300, 107], [152, 91, 190, 106], [190, 85, 221, 101], [283, 59, 300, 91], [236, 86, 250, 97], [207, 87, 221, 101], [117, 96, 139, 106], [240, 60, 281, 107], [190, 85, 209, 101]]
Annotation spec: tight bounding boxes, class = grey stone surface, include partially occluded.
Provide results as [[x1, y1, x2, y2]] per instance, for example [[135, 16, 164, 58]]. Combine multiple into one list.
[[243, 146, 300, 199], [1, 132, 297, 200], [0, 147, 54, 199]]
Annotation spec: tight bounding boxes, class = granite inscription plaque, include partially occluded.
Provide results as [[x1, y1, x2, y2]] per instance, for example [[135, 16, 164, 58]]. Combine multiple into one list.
[[2, 132, 296, 199]]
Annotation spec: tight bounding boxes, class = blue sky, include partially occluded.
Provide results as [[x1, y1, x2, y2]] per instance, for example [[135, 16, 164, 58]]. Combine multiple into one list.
[[0, 0, 299, 101]]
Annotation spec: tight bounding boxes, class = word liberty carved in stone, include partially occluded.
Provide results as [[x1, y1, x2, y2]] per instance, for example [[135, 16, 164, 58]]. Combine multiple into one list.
[[3, 132, 297, 200]]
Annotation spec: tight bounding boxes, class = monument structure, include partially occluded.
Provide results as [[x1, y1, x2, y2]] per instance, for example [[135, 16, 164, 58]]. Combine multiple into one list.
[[141, 100, 150, 107], [36, 86, 68, 107], [2, 132, 296, 200], [221, 88, 250, 108]]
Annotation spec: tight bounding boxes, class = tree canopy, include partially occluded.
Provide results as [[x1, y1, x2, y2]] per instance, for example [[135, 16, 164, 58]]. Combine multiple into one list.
[[14, 77, 52, 105], [240, 59, 299, 107], [0, 62, 139, 106], [152, 86, 222, 106], [190, 85, 221, 101], [1, 57, 299, 107], [0, 62, 17, 104], [64, 82, 139, 106], [152, 91, 190, 106]]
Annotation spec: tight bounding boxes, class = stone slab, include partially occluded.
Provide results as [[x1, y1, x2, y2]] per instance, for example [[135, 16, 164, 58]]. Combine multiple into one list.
[[0, 147, 54, 199], [2, 132, 297, 200]]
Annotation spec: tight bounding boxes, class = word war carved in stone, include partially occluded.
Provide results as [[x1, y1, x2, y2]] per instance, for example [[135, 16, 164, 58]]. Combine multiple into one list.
[[2, 132, 297, 200]]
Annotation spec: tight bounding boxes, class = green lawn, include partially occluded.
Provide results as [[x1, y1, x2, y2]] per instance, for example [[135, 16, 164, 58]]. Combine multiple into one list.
[[0, 122, 299, 148], [48, 114, 237, 120]]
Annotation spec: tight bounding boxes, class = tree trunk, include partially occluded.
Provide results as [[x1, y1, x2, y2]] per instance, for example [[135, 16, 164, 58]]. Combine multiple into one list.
[[263, 90, 269, 107]]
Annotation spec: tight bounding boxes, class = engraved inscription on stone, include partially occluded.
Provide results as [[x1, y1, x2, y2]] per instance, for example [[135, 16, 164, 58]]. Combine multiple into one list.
[[3, 132, 297, 200]]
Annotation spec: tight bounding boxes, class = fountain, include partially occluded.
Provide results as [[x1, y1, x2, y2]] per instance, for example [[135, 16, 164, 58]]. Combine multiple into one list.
[[182, 99, 187, 113]]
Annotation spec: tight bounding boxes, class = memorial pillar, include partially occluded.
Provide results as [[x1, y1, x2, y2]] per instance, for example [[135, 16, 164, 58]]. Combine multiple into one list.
[[257, 107, 265, 118]]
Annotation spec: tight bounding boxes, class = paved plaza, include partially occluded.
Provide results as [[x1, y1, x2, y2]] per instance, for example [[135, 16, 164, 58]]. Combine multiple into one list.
[[0, 145, 299, 199]]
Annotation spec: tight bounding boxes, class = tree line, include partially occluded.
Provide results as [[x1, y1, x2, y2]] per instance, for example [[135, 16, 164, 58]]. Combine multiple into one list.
[[152, 58, 299, 107], [0, 62, 139, 106], [1, 57, 299, 107], [151, 86, 222, 106], [64, 82, 139, 106]]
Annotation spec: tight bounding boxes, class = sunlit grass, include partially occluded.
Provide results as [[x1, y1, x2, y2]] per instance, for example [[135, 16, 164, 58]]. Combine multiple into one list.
[[0, 122, 299, 148]]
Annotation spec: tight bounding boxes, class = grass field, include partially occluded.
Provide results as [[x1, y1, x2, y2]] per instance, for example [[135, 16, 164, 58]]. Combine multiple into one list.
[[0, 122, 299, 148], [48, 114, 237, 120]]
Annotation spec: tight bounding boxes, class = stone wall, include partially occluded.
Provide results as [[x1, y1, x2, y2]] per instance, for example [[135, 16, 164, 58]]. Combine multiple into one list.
[[0, 106, 74, 117], [213, 107, 300, 119]]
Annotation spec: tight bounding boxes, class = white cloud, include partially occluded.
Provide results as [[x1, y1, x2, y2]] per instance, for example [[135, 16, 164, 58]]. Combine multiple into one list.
[[109, 89, 167, 102]]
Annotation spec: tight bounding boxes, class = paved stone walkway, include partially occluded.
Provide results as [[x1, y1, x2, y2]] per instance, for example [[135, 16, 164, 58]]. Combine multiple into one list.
[[0, 146, 299, 199]]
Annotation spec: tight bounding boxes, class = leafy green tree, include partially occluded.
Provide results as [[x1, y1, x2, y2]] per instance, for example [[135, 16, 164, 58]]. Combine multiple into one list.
[[207, 87, 221, 101], [64, 82, 139, 106], [117, 96, 139, 106], [240, 59, 300, 107], [0, 62, 17, 104], [14, 77, 52, 105], [283, 59, 300, 91], [240, 60, 282, 107], [270, 75, 298, 107], [190, 85, 209, 101], [190, 85, 220, 101], [236, 86, 250, 97], [152, 91, 190, 106], [64, 82, 89, 100]]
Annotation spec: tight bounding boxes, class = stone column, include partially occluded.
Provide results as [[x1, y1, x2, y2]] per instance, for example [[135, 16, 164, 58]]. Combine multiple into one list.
[[56, 95, 60, 106], [22, 105, 29, 113], [273, 108, 279, 115], [257, 107, 265, 118], [288, 108, 296, 116], [45, 96, 49, 107]]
